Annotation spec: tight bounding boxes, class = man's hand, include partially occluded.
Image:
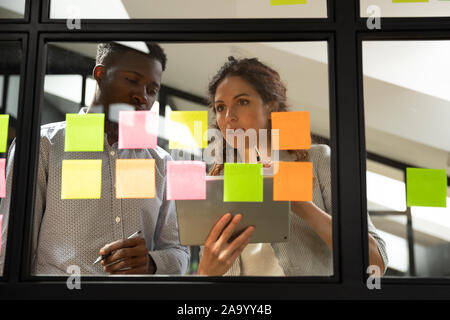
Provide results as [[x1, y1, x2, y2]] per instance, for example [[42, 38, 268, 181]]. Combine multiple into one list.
[[100, 237, 155, 274], [197, 213, 254, 276]]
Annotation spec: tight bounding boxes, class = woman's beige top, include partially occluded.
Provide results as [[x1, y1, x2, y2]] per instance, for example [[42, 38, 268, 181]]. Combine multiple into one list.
[[215, 144, 389, 276]]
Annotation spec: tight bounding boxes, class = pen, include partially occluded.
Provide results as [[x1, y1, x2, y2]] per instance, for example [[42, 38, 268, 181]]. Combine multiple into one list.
[[93, 230, 142, 265], [255, 146, 261, 162]]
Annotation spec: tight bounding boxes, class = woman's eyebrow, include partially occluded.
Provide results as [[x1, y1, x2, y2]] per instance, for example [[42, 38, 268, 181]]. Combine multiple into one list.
[[233, 93, 250, 100], [215, 93, 250, 104]]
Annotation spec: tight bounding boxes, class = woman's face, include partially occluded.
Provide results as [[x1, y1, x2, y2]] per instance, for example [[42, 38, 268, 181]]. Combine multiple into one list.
[[214, 76, 272, 148]]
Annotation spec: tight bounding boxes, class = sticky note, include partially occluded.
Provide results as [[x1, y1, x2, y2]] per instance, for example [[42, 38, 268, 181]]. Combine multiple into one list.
[[224, 163, 263, 202], [274, 161, 313, 201], [0, 115, 9, 153], [118, 110, 158, 150], [61, 160, 102, 199], [0, 214, 3, 256], [271, 111, 311, 150], [166, 161, 206, 200], [406, 168, 447, 207], [65, 114, 105, 152], [169, 111, 208, 149], [0, 158, 5, 198], [271, 0, 307, 5], [116, 159, 155, 199], [392, 0, 428, 3]]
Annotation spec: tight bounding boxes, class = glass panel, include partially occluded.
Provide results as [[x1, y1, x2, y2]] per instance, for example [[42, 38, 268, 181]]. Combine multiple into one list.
[[361, 0, 450, 18], [0, 0, 26, 19], [363, 40, 450, 278], [50, 0, 327, 19], [0, 42, 23, 276], [35, 40, 337, 277]]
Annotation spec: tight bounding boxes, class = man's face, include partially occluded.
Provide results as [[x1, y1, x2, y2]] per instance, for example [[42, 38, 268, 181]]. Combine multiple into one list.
[[96, 49, 163, 111]]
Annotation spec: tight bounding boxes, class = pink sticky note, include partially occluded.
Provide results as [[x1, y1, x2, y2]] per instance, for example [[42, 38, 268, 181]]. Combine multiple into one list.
[[0, 159, 5, 198], [166, 161, 206, 200], [0, 214, 3, 256], [118, 110, 158, 149]]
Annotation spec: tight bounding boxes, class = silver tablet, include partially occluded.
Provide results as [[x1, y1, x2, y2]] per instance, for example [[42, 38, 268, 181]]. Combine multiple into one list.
[[175, 176, 290, 246]]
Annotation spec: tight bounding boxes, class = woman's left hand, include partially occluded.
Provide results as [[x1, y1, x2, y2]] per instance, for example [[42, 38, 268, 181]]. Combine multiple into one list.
[[198, 213, 254, 276]]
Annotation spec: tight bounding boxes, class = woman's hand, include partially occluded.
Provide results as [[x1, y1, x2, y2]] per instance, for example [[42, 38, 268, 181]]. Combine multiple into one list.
[[197, 213, 254, 276]]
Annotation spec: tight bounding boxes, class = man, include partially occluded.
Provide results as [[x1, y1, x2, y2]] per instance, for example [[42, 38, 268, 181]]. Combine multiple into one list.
[[0, 42, 190, 275]]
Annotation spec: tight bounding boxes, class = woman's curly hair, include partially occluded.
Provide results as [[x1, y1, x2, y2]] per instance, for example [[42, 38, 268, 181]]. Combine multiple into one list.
[[208, 56, 308, 176]]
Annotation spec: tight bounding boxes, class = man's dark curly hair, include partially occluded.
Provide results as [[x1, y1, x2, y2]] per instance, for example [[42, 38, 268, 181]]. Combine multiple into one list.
[[96, 42, 167, 71]]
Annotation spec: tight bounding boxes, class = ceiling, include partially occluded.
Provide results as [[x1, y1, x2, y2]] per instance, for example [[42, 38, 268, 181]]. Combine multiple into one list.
[[4, 0, 450, 19], [48, 0, 327, 19]]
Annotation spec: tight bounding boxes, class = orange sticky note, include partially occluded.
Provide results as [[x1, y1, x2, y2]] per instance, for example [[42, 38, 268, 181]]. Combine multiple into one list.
[[271, 111, 311, 150], [274, 161, 313, 201], [116, 159, 155, 199]]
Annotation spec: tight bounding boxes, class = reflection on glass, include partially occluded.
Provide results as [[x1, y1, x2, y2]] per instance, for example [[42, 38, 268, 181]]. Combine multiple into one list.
[[364, 41, 450, 277], [0, 42, 22, 276], [35, 42, 189, 276], [50, 0, 327, 19], [361, 0, 450, 18], [34, 40, 349, 277], [0, 0, 26, 19]]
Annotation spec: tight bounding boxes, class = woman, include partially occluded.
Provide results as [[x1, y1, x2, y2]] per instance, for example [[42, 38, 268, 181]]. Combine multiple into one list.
[[197, 56, 388, 276]]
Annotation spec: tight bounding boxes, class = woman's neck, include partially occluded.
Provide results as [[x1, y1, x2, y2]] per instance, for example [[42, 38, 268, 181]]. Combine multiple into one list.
[[237, 138, 272, 163]]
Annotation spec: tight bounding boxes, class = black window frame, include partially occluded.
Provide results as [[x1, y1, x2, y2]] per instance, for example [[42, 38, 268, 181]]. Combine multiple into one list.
[[0, 0, 449, 300]]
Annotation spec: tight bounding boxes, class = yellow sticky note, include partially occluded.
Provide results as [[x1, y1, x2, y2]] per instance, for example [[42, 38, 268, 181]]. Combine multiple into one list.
[[169, 111, 208, 150], [271, 0, 307, 5], [0, 115, 10, 153], [61, 160, 102, 199], [116, 159, 155, 199], [392, 0, 428, 3]]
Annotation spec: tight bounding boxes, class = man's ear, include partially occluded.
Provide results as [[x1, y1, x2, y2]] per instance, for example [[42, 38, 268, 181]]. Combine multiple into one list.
[[93, 64, 106, 85]]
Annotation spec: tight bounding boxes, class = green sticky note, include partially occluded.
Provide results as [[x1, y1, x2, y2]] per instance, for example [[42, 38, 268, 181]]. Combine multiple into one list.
[[392, 0, 428, 2], [65, 114, 105, 152], [406, 168, 447, 207], [224, 163, 263, 202], [0, 115, 9, 153], [271, 0, 307, 5]]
